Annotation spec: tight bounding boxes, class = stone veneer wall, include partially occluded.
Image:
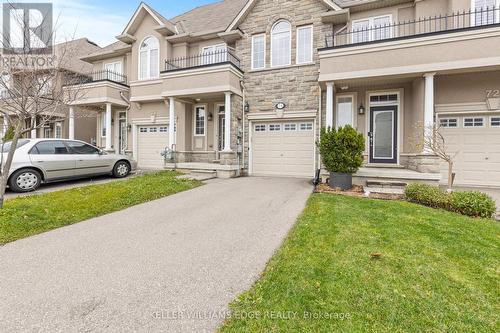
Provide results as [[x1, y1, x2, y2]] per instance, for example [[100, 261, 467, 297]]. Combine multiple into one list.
[[400, 154, 441, 173], [235, 0, 331, 170]]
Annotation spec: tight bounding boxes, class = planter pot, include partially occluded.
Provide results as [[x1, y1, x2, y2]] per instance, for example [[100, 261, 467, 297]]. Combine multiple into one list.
[[329, 172, 352, 190]]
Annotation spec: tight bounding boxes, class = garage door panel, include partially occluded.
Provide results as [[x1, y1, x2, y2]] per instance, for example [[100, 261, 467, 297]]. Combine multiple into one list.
[[439, 115, 500, 186], [252, 121, 314, 178], [137, 126, 168, 169]]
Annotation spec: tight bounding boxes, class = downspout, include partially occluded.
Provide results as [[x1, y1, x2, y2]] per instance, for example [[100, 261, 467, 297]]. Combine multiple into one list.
[[240, 80, 246, 175], [119, 91, 131, 155]]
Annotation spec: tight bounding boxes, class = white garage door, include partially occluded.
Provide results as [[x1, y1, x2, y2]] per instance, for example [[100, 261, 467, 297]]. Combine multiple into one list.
[[137, 125, 169, 169], [251, 121, 315, 177], [439, 115, 500, 187]]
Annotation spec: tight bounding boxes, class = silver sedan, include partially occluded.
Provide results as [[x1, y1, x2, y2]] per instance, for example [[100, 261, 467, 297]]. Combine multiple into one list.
[[1, 139, 137, 192]]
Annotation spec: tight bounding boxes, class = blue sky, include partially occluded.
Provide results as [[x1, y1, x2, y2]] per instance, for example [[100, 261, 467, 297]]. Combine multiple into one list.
[[2, 0, 221, 46]]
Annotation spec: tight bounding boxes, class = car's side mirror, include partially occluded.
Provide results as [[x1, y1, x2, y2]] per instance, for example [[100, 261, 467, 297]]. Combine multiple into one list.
[[97, 149, 104, 155]]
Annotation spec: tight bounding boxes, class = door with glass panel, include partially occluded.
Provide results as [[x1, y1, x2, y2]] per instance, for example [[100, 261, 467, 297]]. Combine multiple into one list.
[[369, 106, 398, 164], [217, 104, 225, 151]]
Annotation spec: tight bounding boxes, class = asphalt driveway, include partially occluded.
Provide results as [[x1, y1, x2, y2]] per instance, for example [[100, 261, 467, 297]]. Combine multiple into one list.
[[0, 177, 312, 332]]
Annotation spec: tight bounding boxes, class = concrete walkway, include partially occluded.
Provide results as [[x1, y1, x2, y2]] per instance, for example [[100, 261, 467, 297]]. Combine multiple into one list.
[[0, 177, 312, 332]]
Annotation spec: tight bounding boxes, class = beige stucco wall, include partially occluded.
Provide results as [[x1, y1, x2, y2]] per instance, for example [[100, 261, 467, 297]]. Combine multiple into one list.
[[435, 71, 500, 105]]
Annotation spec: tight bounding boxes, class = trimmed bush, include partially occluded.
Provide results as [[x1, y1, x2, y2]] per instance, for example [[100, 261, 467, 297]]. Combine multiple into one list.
[[405, 183, 496, 219], [404, 183, 449, 209], [317, 125, 365, 174], [449, 191, 496, 219]]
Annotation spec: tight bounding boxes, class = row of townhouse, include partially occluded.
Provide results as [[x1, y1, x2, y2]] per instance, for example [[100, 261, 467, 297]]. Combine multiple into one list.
[[62, 0, 499, 187], [0, 38, 102, 143]]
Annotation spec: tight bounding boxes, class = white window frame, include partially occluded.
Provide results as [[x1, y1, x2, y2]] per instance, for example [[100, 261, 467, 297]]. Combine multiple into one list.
[[463, 116, 485, 128], [284, 123, 297, 131], [471, 0, 500, 26], [101, 112, 107, 138], [269, 124, 281, 131], [439, 117, 459, 128], [193, 104, 207, 136], [299, 122, 313, 131], [490, 116, 500, 127], [55, 122, 62, 139], [201, 43, 227, 65], [104, 61, 122, 74], [351, 14, 393, 43], [336, 94, 356, 128], [251, 34, 266, 70], [271, 20, 292, 68], [254, 124, 266, 132], [138, 36, 159, 80], [296, 25, 313, 65]]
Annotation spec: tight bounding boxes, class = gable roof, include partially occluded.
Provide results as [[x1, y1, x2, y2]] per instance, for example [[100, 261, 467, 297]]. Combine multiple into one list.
[[225, 0, 341, 32], [170, 0, 249, 35], [80, 41, 131, 63], [120, 2, 177, 38]]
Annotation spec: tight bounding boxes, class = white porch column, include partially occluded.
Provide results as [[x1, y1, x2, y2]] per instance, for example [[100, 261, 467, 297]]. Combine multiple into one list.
[[168, 97, 175, 150], [423, 73, 436, 153], [326, 82, 334, 129], [105, 103, 112, 151], [68, 106, 75, 140], [223, 91, 231, 152], [30, 117, 37, 139]]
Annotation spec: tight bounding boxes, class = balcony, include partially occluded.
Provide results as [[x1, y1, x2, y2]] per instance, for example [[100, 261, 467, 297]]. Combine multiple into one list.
[[323, 7, 500, 48], [318, 7, 500, 83], [65, 70, 128, 87], [161, 50, 243, 98], [163, 50, 241, 73]]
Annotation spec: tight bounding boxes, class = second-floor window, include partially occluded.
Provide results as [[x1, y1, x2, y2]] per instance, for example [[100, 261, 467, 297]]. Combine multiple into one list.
[[296, 25, 313, 64], [352, 15, 392, 43], [251, 34, 265, 70], [472, 0, 500, 26], [139, 36, 159, 80], [271, 20, 291, 67], [202, 44, 227, 65]]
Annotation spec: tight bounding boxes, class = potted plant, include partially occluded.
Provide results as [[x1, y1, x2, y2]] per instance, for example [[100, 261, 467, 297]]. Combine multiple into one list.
[[317, 125, 365, 190]]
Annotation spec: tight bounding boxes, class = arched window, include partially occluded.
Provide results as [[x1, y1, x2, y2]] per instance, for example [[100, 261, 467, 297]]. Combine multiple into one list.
[[139, 36, 159, 80], [271, 20, 291, 67]]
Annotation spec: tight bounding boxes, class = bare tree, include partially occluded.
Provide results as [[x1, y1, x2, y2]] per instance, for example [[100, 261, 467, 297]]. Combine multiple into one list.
[[413, 122, 457, 190], [0, 4, 85, 208]]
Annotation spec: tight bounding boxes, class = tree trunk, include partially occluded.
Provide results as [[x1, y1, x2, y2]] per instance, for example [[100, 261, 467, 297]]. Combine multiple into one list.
[[0, 123, 23, 209], [447, 160, 453, 191]]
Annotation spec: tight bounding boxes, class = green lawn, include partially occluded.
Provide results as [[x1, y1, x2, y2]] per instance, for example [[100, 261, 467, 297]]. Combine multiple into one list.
[[220, 194, 500, 333], [0, 171, 200, 245]]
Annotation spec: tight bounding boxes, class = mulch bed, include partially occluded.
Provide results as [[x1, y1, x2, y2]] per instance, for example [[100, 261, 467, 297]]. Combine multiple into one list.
[[314, 183, 404, 201]]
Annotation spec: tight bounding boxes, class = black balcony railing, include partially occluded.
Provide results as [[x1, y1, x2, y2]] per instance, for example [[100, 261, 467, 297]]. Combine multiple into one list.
[[65, 69, 128, 86], [324, 6, 500, 48], [164, 50, 241, 72]]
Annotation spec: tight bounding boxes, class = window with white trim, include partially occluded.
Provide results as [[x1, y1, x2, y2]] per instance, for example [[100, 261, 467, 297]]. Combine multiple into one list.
[[271, 20, 291, 67], [300, 123, 313, 131], [251, 34, 265, 70], [269, 124, 281, 131], [491, 117, 500, 127], [254, 124, 266, 132], [463, 117, 484, 127], [202, 44, 227, 65], [284, 123, 297, 131], [104, 61, 122, 74], [336, 96, 354, 128], [440, 118, 458, 128], [139, 127, 148, 133], [44, 127, 51, 138], [55, 123, 62, 139], [159, 126, 168, 132], [149, 127, 157, 133], [101, 112, 107, 137], [194, 106, 206, 136], [139, 36, 159, 80], [471, 0, 500, 26], [352, 15, 392, 43], [296, 25, 313, 64]]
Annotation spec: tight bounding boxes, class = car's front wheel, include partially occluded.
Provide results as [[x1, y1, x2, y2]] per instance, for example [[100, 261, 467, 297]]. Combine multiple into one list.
[[9, 168, 42, 193], [112, 161, 130, 178]]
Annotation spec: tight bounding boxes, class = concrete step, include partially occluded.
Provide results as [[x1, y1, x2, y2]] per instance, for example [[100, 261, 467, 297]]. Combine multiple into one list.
[[366, 180, 407, 188], [177, 170, 217, 181], [365, 186, 405, 195]]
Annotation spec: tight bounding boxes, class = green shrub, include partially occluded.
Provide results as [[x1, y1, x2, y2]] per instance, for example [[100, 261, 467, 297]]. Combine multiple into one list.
[[317, 125, 365, 174], [405, 183, 496, 219], [449, 191, 496, 218], [2, 126, 14, 141], [404, 183, 449, 209]]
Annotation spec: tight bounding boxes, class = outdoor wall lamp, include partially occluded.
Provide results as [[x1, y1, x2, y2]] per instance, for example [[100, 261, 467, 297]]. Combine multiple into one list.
[[358, 104, 365, 115], [208, 112, 213, 121], [244, 101, 250, 113]]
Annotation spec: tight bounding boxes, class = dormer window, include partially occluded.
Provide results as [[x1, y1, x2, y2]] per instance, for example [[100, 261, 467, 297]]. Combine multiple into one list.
[[271, 20, 291, 67], [139, 36, 159, 80]]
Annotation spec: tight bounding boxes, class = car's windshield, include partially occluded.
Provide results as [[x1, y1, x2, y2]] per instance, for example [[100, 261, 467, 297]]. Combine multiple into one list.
[[1, 140, 30, 153]]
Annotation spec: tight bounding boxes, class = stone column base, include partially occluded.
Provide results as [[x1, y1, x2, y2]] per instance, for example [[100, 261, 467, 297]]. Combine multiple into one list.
[[400, 154, 440, 173]]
